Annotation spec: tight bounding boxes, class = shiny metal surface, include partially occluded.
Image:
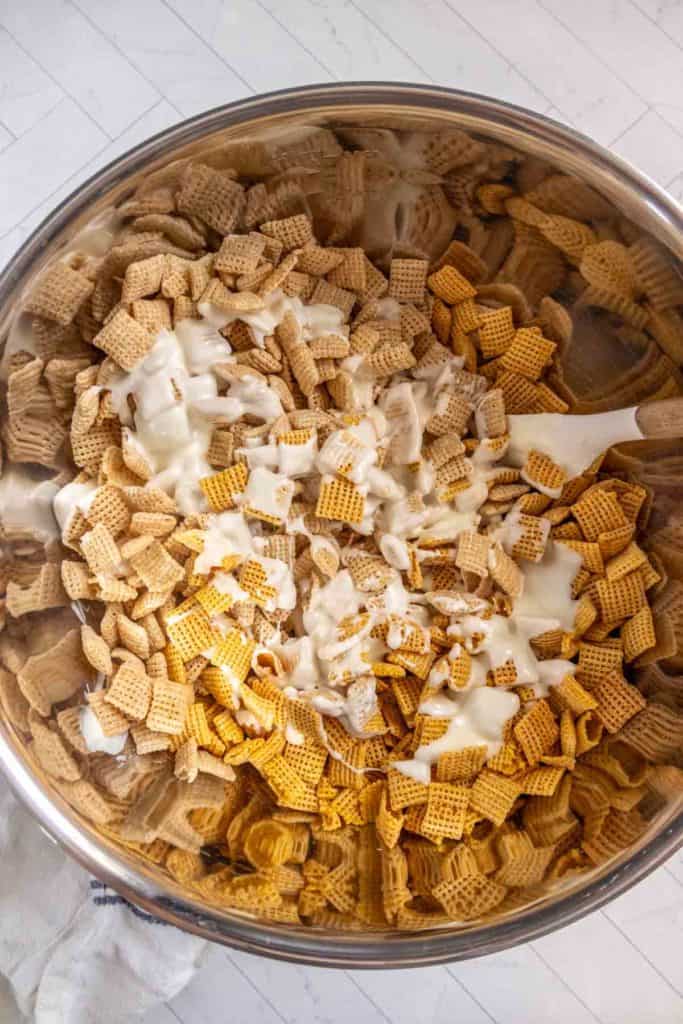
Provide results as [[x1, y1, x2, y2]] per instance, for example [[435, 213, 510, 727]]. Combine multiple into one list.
[[0, 82, 681, 967]]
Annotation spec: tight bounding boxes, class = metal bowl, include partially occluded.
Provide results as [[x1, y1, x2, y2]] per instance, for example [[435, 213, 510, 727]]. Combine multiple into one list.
[[0, 83, 682, 968]]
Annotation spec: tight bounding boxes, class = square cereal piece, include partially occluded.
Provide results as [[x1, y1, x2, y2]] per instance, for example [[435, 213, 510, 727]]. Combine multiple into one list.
[[470, 770, 521, 826], [130, 722, 171, 754], [577, 643, 622, 691], [24, 262, 94, 325], [389, 259, 428, 303], [131, 298, 172, 334], [296, 246, 344, 276], [510, 513, 550, 562], [598, 524, 635, 560], [435, 746, 487, 784], [86, 485, 131, 537], [238, 559, 277, 608], [548, 676, 597, 715], [283, 741, 328, 786], [80, 522, 122, 576], [422, 782, 470, 839], [573, 489, 629, 542], [455, 530, 490, 577], [146, 678, 192, 735], [93, 308, 153, 371], [365, 342, 416, 377], [475, 388, 507, 438], [86, 689, 130, 737], [391, 676, 422, 722], [199, 463, 248, 512], [621, 604, 656, 662], [309, 279, 356, 318], [488, 543, 523, 598], [327, 247, 367, 293], [606, 542, 648, 581], [513, 700, 559, 764], [494, 830, 555, 886], [121, 254, 166, 304], [214, 233, 266, 275], [426, 392, 473, 437], [521, 450, 567, 499], [478, 307, 515, 359], [166, 605, 217, 662], [427, 265, 477, 304], [387, 768, 429, 811], [129, 540, 184, 590], [452, 297, 481, 334], [596, 571, 645, 624], [592, 671, 646, 733], [177, 164, 244, 234], [243, 466, 295, 524], [316, 476, 365, 525], [207, 428, 234, 468], [433, 874, 507, 921], [210, 628, 255, 685], [496, 371, 543, 414], [499, 328, 556, 380], [260, 214, 314, 251], [105, 662, 152, 721]]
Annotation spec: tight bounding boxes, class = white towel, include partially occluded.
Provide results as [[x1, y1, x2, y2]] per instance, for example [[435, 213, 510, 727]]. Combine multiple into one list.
[[0, 783, 207, 1023]]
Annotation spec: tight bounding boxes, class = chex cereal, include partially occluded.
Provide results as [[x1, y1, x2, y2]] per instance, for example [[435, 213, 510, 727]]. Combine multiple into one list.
[[1, 119, 680, 936]]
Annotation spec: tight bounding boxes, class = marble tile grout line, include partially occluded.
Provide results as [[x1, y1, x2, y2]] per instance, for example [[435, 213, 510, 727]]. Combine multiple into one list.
[[158, 0, 256, 94], [538, 0, 683, 146], [69, 0, 182, 119], [442, 0, 558, 113], [0, 18, 115, 141], [0, 96, 169, 245], [250, 0, 339, 80]]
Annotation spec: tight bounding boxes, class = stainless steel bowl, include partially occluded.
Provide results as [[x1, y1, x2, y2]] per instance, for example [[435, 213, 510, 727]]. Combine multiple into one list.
[[1, 83, 682, 968]]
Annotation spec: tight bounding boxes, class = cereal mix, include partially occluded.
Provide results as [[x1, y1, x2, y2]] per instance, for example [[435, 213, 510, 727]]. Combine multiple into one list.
[[2, 121, 682, 932]]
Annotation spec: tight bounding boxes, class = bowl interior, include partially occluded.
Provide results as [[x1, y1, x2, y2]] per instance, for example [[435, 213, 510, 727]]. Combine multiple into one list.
[[0, 85, 682, 966]]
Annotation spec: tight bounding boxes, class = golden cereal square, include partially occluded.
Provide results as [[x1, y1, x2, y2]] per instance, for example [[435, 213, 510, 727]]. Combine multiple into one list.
[[146, 678, 192, 735], [104, 663, 152, 721], [316, 476, 365, 525], [389, 259, 428, 303], [427, 265, 477, 303], [387, 768, 429, 811], [93, 308, 153, 371], [422, 782, 470, 839], [592, 671, 647, 733], [210, 629, 255, 684], [514, 700, 559, 764], [166, 606, 217, 662], [470, 770, 521, 826], [199, 463, 248, 512]]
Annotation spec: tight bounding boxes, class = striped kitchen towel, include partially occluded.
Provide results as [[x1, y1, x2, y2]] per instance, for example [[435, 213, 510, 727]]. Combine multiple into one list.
[[0, 783, 207, 1023]]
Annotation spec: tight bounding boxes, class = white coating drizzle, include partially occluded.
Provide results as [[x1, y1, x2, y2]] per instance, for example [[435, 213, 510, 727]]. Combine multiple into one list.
[[40, 287, 594, 777]]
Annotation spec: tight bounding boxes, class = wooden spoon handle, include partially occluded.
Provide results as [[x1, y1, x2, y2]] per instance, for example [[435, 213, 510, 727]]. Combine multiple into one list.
[[636, 398, 683, 439]]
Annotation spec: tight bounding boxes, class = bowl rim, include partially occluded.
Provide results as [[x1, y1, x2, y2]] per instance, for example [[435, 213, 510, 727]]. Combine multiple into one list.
[[1, 80, 682, 968]]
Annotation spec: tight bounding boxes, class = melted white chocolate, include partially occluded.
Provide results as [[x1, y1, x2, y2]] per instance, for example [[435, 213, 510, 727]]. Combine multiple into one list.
[[394, 687, 521, 784]]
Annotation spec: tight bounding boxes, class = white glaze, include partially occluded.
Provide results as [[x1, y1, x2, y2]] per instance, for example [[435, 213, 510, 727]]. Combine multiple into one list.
[[52, 478, 97, 535], [395, 686, 520, 782], [0, 469, 60, 541], [79, 705, 128, 754], [198, 288, 348, 349], [513, 540, 581, 631]]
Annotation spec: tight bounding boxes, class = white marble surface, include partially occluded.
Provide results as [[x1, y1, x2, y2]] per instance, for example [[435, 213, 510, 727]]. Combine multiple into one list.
[[0, 1, 682, 1021]]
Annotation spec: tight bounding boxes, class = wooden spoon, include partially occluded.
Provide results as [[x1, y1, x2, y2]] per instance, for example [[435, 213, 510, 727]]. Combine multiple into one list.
[[635, 397, 683, 439]]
